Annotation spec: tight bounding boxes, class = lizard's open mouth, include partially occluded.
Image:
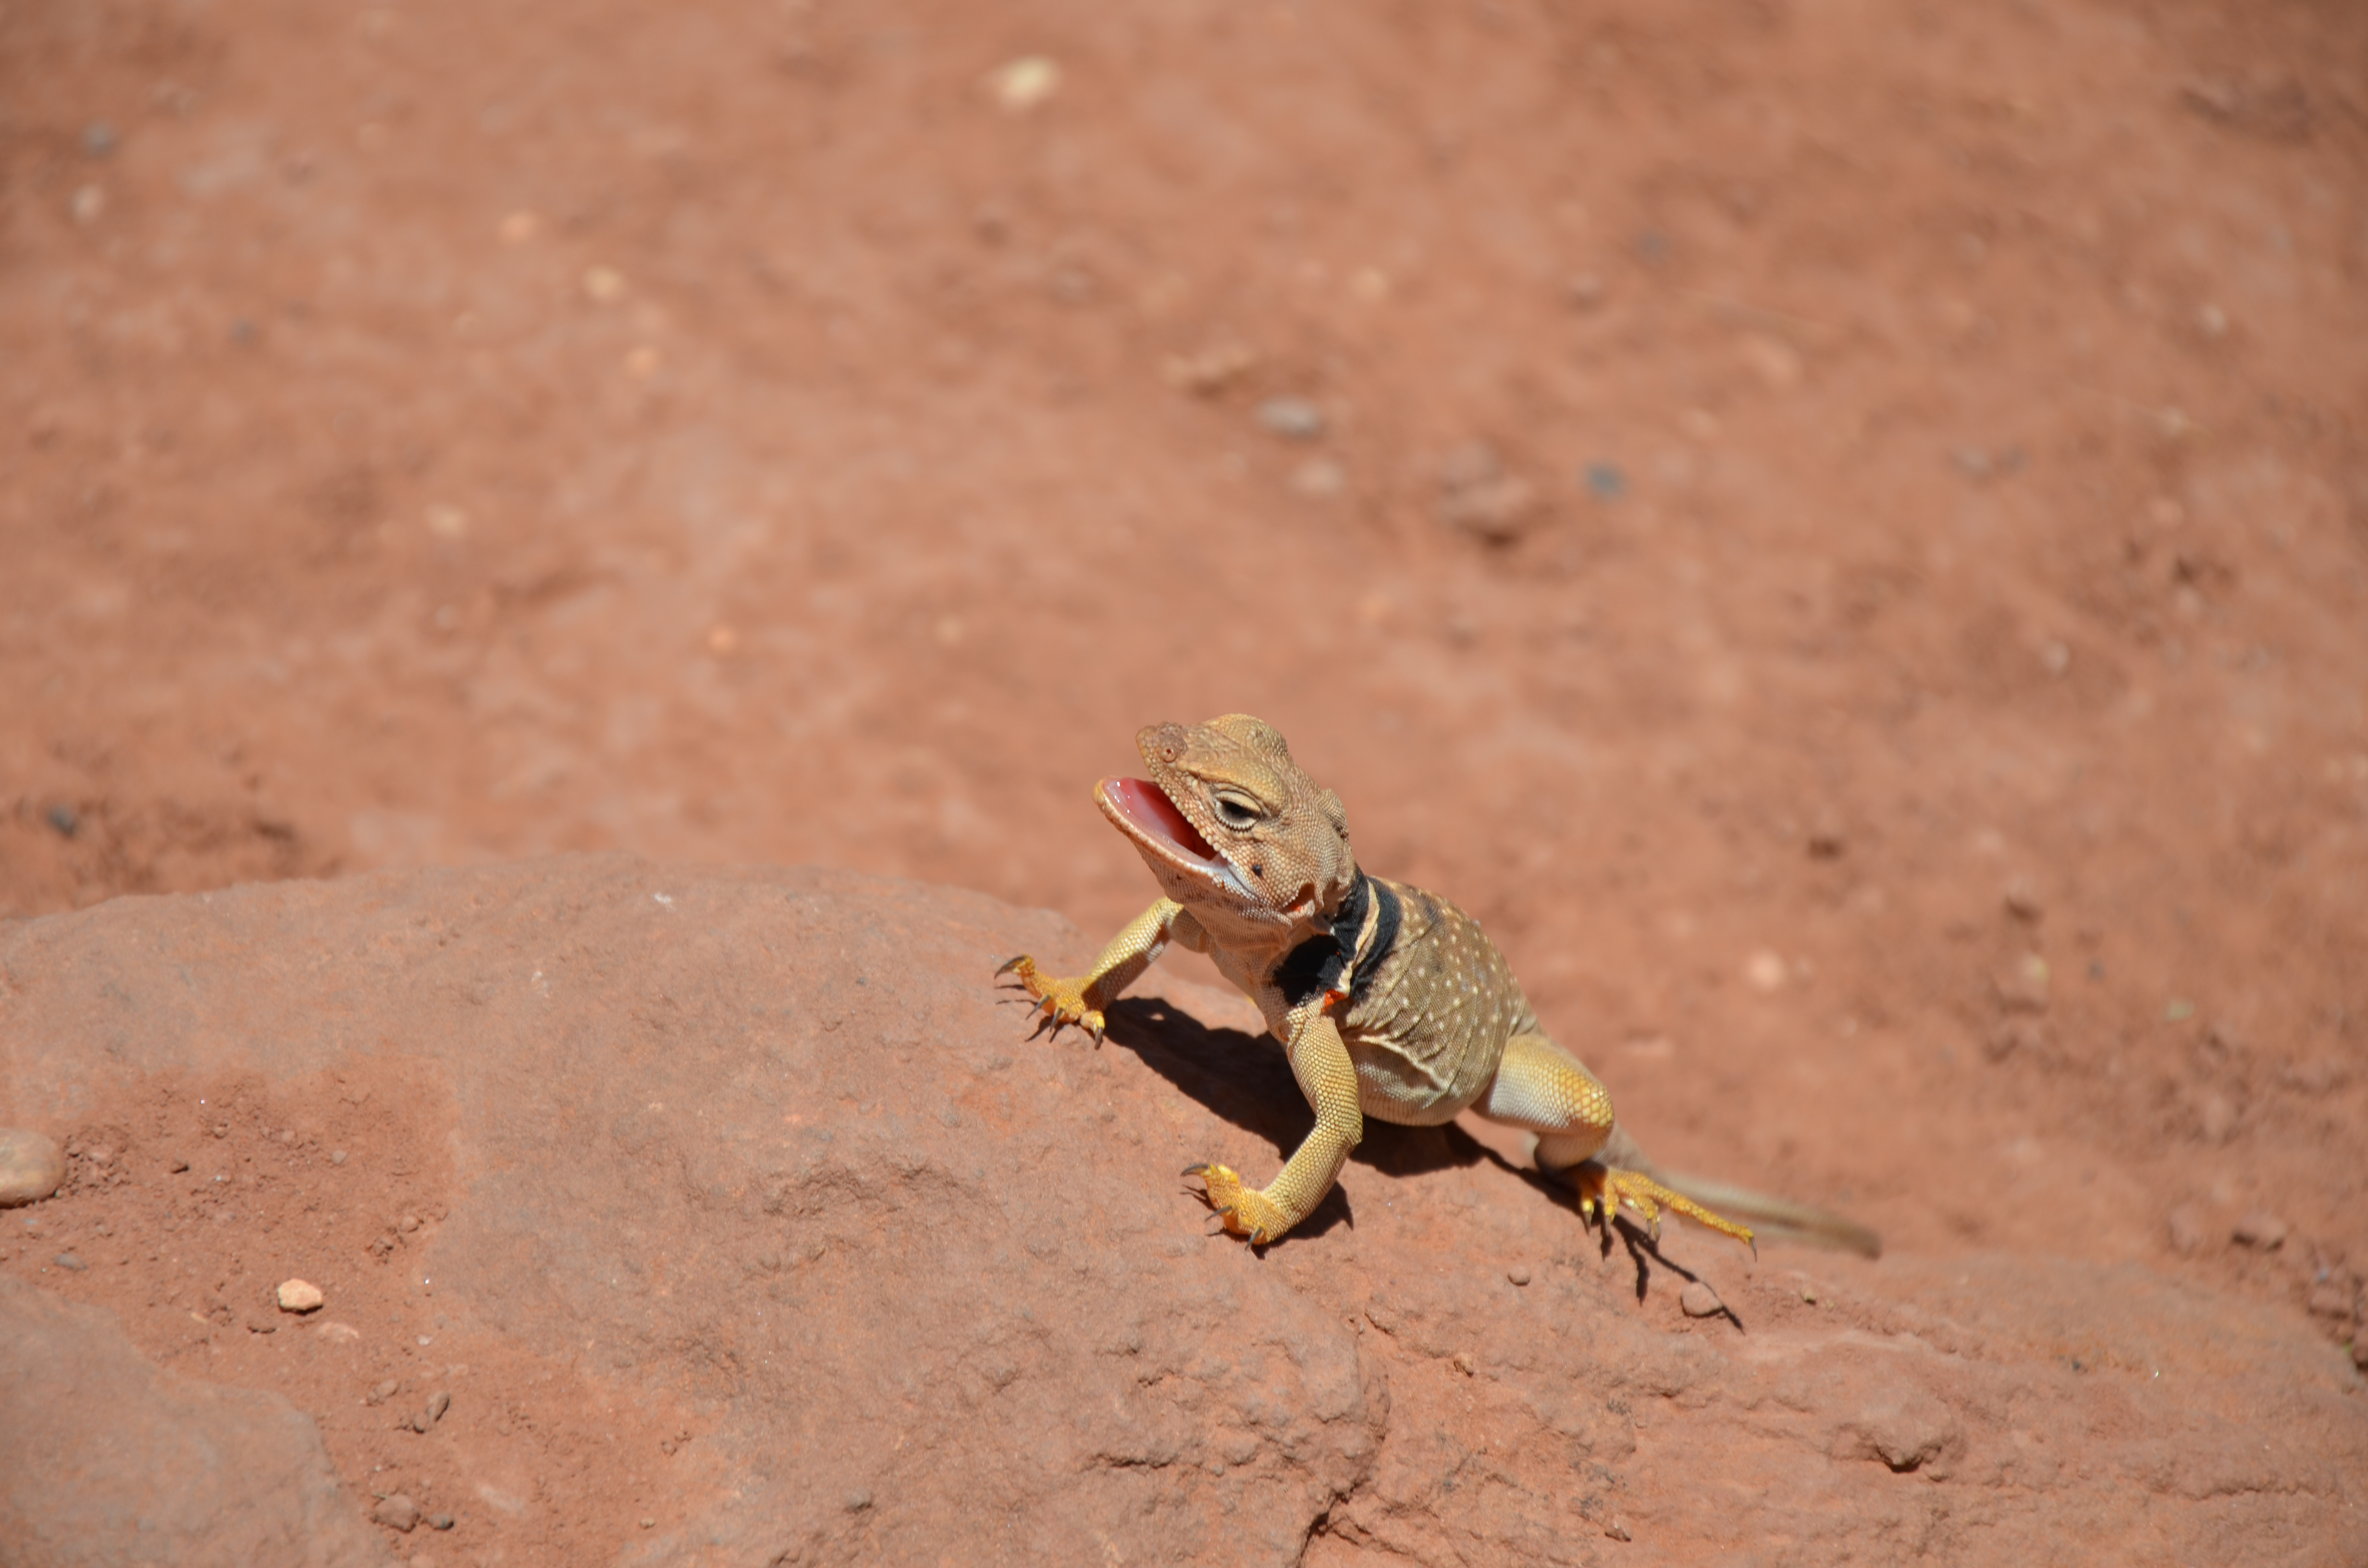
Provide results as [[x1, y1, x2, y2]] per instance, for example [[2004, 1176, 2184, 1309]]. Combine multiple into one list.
[[1099, 777, 1221, 863], [1098, 776, 1262, 903], [1098, 774, 1271, 908]]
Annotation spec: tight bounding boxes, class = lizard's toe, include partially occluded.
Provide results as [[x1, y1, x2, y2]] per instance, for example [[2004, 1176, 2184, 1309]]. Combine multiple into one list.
[[997, 957, 1104, 1041], [1184, 1163, 1285, 1245], [1583, 1165, 1754, 1253]]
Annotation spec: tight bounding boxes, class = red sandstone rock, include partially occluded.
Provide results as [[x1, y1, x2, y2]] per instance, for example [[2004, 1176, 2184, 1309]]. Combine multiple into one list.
[[0, 1274, 385, 1568], [1, 858, 2363, 1566]]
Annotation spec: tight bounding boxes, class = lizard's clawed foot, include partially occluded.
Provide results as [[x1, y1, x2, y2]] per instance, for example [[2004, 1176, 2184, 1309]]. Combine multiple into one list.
[[1578, 1164, 1756, 1257], [1184, 1162, 1290, 1247], [993, 955, 1106, 1043]]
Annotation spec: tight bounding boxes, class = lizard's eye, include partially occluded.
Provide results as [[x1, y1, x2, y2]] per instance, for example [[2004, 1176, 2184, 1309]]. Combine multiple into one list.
[[1212, 794, 1258, 831]]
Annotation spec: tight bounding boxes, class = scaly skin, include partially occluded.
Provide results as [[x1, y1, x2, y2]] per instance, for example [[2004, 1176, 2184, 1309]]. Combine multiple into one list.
[[999, 715, 1880, 1258]]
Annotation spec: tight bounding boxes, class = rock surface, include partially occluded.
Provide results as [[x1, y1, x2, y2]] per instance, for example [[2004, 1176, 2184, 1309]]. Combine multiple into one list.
[[1, 857, 2363, 1566], [0, 1273, 385, 1568]]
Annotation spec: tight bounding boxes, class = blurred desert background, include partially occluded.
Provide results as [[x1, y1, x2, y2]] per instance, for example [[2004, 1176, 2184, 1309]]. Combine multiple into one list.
[[3, 0, 2365, 1562]]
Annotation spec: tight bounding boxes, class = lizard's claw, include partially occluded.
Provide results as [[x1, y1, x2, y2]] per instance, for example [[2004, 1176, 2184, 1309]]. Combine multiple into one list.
[[1578, 1164, 1756, 1257], [1184, 1163, 1289, 1247], [994, 955, 1107, 1044]]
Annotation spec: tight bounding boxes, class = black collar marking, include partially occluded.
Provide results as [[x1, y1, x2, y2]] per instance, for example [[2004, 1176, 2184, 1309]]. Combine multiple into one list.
[[1274, 875, 1403, 1011]]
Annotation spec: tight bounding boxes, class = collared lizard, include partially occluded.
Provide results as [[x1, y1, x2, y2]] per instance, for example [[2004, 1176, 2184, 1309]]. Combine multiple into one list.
[[999, 713, 1880, 1257]]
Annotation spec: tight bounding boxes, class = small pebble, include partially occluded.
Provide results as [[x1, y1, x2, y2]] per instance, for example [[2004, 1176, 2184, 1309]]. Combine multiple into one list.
[[277, 1278, 326, 1313], [424, 1389, 452, 1425], [429, 1513, 455, 1531], [0, 1129, 66, 1207], [1679, 1280, 1724, 1318], [54, 1251, 86, 1272], [44, 804, 79, 837], [82, 122, 119, 158], [1451, 1350, 1476, 1376], [2232, 1210, 2287, 1250], [983, 55, 1059, 112], [369, 1378, 400, 1405], [1985, 1019, 2042, 1062], [372, 1494, 422, 1532], [331, 1150, 348, 1165], [1434, 443, 1541, 541], [1254, 397, 1326, 441], [1290, 458, 1345, 499], [1505, 1265, 1531, 1286], [2166, 1206, 2206, 1256], [2352, 1339, 2368, 1372], [1995, 954, 2050, 1013], [640, 1516, 657, 1529], [845, 1490, 873, 1512], [1603, 1519, 1632, 1542]]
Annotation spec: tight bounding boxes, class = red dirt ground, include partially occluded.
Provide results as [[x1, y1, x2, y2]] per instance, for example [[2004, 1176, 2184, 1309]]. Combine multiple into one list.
[[4, 0, 2366, 1558]]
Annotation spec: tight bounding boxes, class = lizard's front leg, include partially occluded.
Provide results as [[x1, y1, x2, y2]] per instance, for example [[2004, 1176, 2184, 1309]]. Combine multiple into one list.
[[1188, 1007, 1362, 1245], [996, 899, 1203, 1043]]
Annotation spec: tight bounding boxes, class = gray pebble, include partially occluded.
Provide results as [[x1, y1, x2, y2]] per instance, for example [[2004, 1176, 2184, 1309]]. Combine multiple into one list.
[[81, 122, 118, 158], [44, 804, 78, 838], [0, 1128, 66, 1207], [54, 1251, 86, 1272], [1583, 461, 1627, 500], [1255, 397, 1326, 441], [1679, 1280, 1723, 1317], [429, 1513, 456, 1531]]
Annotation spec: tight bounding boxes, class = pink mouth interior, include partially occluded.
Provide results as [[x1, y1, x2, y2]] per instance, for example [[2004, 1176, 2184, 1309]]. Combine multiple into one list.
[[1103, 777, 1222, 863]]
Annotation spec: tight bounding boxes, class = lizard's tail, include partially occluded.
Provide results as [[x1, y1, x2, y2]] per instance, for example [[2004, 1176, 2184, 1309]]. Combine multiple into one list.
[[1649, 1169, 1882, 1259]]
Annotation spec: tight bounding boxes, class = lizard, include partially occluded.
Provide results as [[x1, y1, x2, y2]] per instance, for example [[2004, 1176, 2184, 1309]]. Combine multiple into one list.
[[997, 713, 1880, 1258]]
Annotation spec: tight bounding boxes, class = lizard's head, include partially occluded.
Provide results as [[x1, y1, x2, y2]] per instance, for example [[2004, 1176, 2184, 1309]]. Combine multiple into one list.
[[1096, 714, 1358, 941]]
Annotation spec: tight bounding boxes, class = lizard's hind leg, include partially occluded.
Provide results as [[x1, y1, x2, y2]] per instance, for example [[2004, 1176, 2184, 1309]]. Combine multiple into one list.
[[1476, 1032, 1755, 1253]]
